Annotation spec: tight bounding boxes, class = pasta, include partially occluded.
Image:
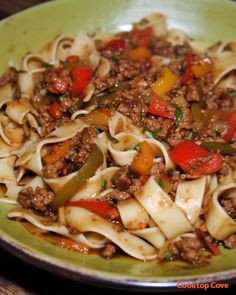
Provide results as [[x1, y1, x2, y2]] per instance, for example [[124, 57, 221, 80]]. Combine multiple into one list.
[[0, 12, 236, 265]]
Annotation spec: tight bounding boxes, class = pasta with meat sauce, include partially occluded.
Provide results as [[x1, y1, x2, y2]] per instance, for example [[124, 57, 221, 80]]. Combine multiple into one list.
[[0, 13, 236, 265]]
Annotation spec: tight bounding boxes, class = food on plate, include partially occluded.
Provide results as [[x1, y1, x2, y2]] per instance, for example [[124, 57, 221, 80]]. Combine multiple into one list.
[[0, 13, 236, 265]]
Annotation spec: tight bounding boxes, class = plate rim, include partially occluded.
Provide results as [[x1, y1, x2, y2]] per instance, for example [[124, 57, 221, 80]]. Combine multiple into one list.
[[1, 229, 236, 291]]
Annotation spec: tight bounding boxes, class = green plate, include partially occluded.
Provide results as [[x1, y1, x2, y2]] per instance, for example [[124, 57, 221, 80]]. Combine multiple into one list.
[[0, 0, 236, 290]]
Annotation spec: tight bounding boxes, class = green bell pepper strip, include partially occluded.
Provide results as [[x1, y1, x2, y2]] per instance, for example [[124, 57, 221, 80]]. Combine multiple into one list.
[[201, 141, 236, 155], [51, 144, 103, 209]]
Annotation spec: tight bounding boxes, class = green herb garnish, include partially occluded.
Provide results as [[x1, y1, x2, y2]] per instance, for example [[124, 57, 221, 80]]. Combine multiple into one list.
[[133, 143, 141, 151], [163, 251, 173, 260], [108, 135, 119, 144], [101, 178, 107, 191], [228, 91, 236, 97], [175, 107, 183, 127]]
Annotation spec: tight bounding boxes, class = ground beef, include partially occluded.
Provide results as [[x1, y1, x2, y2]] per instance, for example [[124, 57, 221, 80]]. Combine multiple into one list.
[[44, 67, 71, 95], [224, 234, 236, 249], [117, 99, 145, 127], [111, 167, 132, 191], [101, 244, 116, 258], [33, 109, 58, 136], [74, 127, 98, 167], [168, 237, 209, 265], [150, 38, 175, 58], [18, 186, 55, 213], [43, 161, 64, 179], [101, 189, 131, 203], [0, 68, 18, 87], [219, 196, 236, 220], [42, 127, 97, 178]]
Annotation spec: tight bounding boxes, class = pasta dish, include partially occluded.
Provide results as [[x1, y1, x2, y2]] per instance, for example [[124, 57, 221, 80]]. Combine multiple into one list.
[[0, 13, 235, 265]]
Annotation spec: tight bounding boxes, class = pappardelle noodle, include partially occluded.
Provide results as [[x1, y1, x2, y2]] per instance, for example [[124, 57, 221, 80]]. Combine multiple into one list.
[[0, 13, 236, 265]]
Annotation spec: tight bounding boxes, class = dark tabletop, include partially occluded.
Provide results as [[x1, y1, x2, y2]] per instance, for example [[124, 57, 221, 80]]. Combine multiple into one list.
[[0, 1, 236, 294]]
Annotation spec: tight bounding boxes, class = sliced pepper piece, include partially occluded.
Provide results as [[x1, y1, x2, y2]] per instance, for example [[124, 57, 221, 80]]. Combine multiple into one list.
[[48, 102, 62, 119], [131, 27, 152, 48], [43, 140, 71, 165], [223, 110, 236, 142], [51, 144, 103, 209], [66, 200, 120, 220], [191, 59, 212, 78], [148, 97, 175, 119], [170, 140, 222, 176], [81, 109, 114, 126], [130, 141, 154, 175], [201, 141, 236, 155], [103, 37, 125, 50], [191, 102, 204, 124], [127, 47, 152, 61], [152, 67, 178, 97], [71, 66, 92, 96]]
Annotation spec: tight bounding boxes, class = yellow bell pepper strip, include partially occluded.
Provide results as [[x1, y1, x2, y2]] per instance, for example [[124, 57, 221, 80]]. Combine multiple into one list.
[[201, 141, 236, 155], [81, 109, 114, 127], [65, 200, 120, 221], [43, 140, 71, 165], [152, 67, 178, 97], [51, 144, 103, 209], [191, 59, 212, 78], [127, 47, 152, 61], [130, 141, 154, 175]]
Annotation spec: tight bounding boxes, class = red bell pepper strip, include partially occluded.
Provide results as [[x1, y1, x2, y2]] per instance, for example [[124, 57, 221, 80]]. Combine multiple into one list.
[[148, 97, 175, 119], [103, 37, 125, 50], [66, 55, 80, 64], [65, 200, 120, 221], [182, 53, 194, 85], [131, 27, 152, 48], [51, 78, 68, 94], [71, 66, 92, 96], [48, 102, 62, 119], [182, 67, 193, 85], [223, 110, 236, 142], [170, 140, 222, 175], [205, 240, 221, 256]]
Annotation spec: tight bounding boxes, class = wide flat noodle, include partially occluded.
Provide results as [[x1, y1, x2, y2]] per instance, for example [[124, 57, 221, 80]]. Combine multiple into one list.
[[20, 120, 87, 175], [131, 227, 166, 249], [108, 111, 142, 137], [65, 206, 157, 260], [117, 198, 149, 230], [134, 176, 192, 239], [108, 132, 174, 169], [8, 208, 105, 249], [0, 156, 16, 183], [208, 41, 236, 87], [175, 177, 207, 224], [205, 183, 236, 240]]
